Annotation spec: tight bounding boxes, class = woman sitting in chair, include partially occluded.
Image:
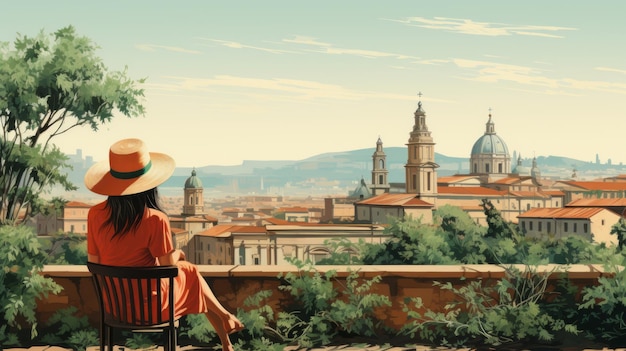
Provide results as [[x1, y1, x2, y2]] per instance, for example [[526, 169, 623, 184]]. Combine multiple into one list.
[[85, 138, 243, 351]]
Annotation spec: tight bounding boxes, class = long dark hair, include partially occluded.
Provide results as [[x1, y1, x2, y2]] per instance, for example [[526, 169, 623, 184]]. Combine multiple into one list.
[[103, 187, 166, 238]]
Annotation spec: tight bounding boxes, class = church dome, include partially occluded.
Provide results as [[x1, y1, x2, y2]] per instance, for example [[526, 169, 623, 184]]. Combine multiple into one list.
[[470, 114, 509, 156], [184, 169, 203, 189], [471, 134, 509, 156]]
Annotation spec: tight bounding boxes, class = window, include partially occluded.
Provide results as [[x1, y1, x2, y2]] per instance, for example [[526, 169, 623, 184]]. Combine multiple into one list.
[[70, 225, 75, 233], [538, 222, 542, 232], [527, 204, 531, 211], [379, 159, 384, 169], [556, 201, 559, 207], [529, 221, 533, 231], [521, 221, 526, 231], [564, 223, 569, 232], [485, 164, 490, 173], [547, 222, 551, 233], [412, 174, 417, 190], [498, 163, 503, 173], [378, 175, 383, 184], [584, 223, 588, 233], [474, 163, 477, 173], [427, 171, 431, 191], [602, 219, 605, 225], [573, 223, 577, 232]]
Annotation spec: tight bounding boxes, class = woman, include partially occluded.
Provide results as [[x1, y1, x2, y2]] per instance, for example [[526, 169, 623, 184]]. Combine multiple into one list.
[[85, 138, 242, 351]]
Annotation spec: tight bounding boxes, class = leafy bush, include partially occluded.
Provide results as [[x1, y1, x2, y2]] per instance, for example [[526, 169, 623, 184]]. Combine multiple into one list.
[[0, 225, 62, 346], [45, 231, 88, 264], [38, 306, 98, 351], [578, 258, 626, 345], [402, 265, 580, 348], [277, 258, 391, 348]]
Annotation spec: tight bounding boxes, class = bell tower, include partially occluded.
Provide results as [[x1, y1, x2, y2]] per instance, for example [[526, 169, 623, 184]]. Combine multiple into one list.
[[183, 168, 204, 216], [371, 137, 390, 195], [405, 93, 438, 202]]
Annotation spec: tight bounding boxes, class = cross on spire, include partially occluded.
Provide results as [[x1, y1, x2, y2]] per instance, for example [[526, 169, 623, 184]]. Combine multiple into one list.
[[417, 91, 423, 99], [488, 107, 492, 115]]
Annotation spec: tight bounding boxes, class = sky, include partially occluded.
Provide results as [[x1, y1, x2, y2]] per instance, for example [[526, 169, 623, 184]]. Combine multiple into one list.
[[3, 1, 626, 167]]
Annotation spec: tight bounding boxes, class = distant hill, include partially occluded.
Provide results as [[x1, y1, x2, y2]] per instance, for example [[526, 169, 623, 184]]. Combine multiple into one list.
[[65, 147, 626, 196]]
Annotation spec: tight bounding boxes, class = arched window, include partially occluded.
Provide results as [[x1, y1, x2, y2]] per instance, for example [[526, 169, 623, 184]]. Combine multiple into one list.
[[379, 159, 384, 169], [473, 163, 477, 173], [188, 195, 193, 205], [485, 164, 490, 173], [378, 175, 384, 184]]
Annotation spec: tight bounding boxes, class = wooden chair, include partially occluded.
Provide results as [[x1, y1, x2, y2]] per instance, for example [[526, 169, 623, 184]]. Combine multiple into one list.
[[87, 262, 179, 351]]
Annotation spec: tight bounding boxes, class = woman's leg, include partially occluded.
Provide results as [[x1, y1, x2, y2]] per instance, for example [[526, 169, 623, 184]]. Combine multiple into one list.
[[198, 271, 243, 350]]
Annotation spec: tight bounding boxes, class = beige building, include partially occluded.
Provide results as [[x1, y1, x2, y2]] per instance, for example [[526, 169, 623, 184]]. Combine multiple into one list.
[[518, 207, 620, 245], [188, 221, 387, 266]]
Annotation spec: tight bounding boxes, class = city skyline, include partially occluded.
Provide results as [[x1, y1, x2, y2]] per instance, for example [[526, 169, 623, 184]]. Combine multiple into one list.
[[3, 1, 626, 167]]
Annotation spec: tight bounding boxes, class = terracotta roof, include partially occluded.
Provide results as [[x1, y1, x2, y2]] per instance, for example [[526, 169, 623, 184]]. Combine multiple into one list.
[[492, 176, 531, 185], [542, 190, 565, 196], [198, 224, 266, 236], [171, 227, 186, 234], [509, 191, 549, 198], [558, 181, 626, 191], [65, 201, 92, 208], [437, 175, 478, 184], [437, 186, 507, 196], [518, 207, 606, 219], [169, 215, 216, 222], [567, 198, 626, 207], [263, 217, 292, 225], [277, 207, 309, 213], [355, 193, 433, 207]]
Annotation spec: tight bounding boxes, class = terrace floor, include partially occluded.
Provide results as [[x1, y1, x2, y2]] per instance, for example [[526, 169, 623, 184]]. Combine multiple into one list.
[[4, 345, 626, 351]]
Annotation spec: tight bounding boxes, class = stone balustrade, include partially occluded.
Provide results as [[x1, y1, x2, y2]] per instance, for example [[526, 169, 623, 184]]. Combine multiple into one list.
[[38, 264, 611, 331]]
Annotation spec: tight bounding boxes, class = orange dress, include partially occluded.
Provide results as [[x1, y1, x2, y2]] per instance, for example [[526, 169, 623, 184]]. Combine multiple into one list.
[[87, 201, 208, 319]]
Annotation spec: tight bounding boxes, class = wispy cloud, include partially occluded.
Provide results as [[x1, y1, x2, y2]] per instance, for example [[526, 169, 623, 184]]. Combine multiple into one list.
[[595, 66, 626, 75], [282, 35, 332, 47], [198, 38, 297, 54], [145, 75, 444, 103], [282, 35, 418, 60], [453, 58, 626, 95], [135, 44, 201, 54], [386, 17, 576, 38]]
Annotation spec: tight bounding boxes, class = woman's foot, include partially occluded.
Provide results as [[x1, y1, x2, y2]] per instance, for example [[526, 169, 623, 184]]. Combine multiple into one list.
[[223, 314, 244, 334]]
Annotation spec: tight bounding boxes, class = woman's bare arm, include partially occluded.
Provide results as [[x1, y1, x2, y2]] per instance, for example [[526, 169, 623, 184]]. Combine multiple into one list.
[[157, 249, 186, 266]]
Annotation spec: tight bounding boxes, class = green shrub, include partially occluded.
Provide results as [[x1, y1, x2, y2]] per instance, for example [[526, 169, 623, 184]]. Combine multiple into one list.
[[0, 225, 62, 346], [38, 306, 98, 351], [578, 259, 626, 345], [276, 258, 391, 348], [402, 265, 580, 348]]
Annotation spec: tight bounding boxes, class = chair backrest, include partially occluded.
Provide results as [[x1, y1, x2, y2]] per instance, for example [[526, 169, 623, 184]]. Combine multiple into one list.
[[87, 262, 178, 326]]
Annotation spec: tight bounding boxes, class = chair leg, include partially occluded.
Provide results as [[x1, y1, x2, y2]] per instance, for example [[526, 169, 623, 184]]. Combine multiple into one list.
[[99, 324, 105, 351], [171, 327, 177, 351], [106, 326, 113, 351]]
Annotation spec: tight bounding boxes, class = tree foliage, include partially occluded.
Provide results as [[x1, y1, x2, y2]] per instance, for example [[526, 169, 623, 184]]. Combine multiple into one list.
[[0, 26, 145, 223], [0, 225, 62, 345]]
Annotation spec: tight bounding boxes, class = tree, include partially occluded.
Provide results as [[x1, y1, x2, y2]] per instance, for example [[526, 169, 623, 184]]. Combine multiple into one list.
[[0, 26, 145, 223]]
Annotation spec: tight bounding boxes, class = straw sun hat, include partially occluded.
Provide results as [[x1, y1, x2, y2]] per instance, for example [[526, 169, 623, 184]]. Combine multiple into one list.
[[84, 138, 176, 196]]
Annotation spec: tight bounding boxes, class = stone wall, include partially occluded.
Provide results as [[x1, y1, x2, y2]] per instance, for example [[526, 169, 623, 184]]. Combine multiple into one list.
[[38, 264, 610, 331]]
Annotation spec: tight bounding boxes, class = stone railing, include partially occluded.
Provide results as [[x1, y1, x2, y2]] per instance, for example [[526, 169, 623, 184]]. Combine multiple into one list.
[[39, 264, 611, 331]]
